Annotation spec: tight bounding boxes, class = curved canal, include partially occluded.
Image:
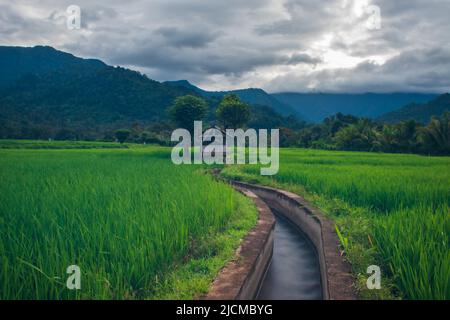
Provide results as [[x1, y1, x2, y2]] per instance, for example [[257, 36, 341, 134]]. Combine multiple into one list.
[[257, 211, 323, 300]]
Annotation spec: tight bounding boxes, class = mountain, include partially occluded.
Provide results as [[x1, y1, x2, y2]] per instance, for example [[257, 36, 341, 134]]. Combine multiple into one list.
[[0, 46, 302, 140], [166, 82, 439, 123], [272, 92, 438, 122], [0, 46, 106, 87], [164, 80, 205, 95], [0, 46, 199, 139], [165, 80, 297, 117], [1, 45, 443, 142], [377, 93, 450, 124]]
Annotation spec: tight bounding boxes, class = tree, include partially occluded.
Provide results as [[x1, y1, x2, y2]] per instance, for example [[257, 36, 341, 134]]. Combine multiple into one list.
[[374, 124, 398, 152], [279, 127, 297, 147], [216, 94, 251, 129], [394, 120, 419, 152], [418, 111, 450, 154], [55, 128, 78, 141], [334, 119, 377, 151], [115, 129, 131, 143], [130, 122, 144, 142], [168, 95, 208, 133], [140, 131, 161, 144]]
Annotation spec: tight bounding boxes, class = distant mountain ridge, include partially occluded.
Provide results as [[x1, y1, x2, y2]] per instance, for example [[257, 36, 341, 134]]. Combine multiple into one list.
[[165, 80, 297, 117], [272, 92, 438, 122], [166, 80, 439, 123], [0, 45, 445, 141], [377, 93, 450, 124]]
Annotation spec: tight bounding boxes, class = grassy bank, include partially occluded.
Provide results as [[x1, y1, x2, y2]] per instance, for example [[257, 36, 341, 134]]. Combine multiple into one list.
[[220, 148, 450, 300], [0, 146, 257, 299]]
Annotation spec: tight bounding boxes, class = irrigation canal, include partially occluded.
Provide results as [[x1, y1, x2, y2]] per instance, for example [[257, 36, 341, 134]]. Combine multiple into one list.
[[257, 210, 323, 300]]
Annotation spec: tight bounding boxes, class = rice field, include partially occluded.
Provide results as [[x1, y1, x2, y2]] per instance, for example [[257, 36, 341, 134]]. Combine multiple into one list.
[[1, 142, 448, 300], [221, 148, 450, 300], [0, 146, 257, 299], [0, 139, 128, 149]]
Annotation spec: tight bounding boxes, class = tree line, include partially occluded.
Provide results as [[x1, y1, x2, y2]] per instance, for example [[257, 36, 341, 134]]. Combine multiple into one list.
[[115, 94, 275, 143], [284, 112, 450, 155], [114, 94, 449, 156]]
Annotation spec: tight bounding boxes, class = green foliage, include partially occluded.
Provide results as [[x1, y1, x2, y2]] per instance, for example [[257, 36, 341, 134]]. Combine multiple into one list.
[[378, 93, 450, 124], [279, 127, 298, 147], [333, 119, 378, 151], [0, 147, 257, 299], [165, 80, 298, 117], [0, 139, 128, 149], [293, 111, 450, 155], [373, 205, 449, 300], [335, 224, 349, 252], [247, 105, 305, 130], [0, 47, 193, 140], [168, 95, 208, 132], [216, 94, 251, 129], [151, 195, 257, 299], [115, 129, 131, 143], [0, 46, 303, 141], [418, 111, 450, 154]]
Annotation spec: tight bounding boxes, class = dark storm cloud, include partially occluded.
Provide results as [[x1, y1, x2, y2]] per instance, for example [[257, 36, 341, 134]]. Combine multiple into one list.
[[111, 44, 285, 76], [0, 3, 27, 34], [1, 0, 450, 92], [255, 0, 344, 38], [154, 27, 219, 48], [79, 5, 118, 28], [0, 2, 49, 37], [285, 53, 323, 66]]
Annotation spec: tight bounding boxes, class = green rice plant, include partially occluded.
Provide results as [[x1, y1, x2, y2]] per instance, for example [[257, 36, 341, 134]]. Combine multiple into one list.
[[335, 224, 349, 253], [0, 139, 128, 149], [0, 147, 256, 299], [221, 148, 450, 299], [373, 205, 449, 299]]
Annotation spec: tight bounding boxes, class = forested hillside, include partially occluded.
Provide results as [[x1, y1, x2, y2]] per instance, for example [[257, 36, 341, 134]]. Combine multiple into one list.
[[272, 92, 437, 122], [165, 80, 297, 117], [378, 93, 450, 124], [0, 46, 300, 140]]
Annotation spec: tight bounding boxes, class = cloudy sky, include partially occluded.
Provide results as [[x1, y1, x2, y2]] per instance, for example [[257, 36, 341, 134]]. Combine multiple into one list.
[[1, 0, 450, 93]]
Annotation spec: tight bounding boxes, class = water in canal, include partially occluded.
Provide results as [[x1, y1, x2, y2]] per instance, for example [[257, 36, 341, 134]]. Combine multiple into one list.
[[257, 211, 323, 300]]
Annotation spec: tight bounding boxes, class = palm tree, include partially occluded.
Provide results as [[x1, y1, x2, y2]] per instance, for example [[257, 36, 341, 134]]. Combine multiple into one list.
[[418, 111, 450, 154]]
